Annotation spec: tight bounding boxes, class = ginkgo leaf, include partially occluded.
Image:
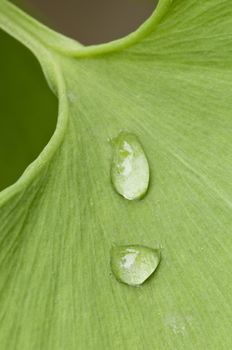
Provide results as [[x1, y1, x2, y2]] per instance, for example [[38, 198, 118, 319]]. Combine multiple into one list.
[[0, 0, 232, 349]]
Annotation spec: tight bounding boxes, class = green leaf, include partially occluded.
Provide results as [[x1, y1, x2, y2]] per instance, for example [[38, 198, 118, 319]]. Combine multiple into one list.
[[0, 0, 232, 348]]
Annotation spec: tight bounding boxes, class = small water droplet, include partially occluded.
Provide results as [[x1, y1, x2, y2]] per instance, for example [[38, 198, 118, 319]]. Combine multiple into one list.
[[111, 245, 161, 286], [110, 132, 150, 200], [67, 91, 76, 103]]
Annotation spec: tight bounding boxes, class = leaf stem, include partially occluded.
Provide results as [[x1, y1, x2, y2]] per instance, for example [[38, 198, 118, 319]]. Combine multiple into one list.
[[0, 0, 82, 56]]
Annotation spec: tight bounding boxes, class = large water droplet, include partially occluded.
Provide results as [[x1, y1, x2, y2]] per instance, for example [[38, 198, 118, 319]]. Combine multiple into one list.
[[111, 245, 161, 286], [110, 132, 150, 200]]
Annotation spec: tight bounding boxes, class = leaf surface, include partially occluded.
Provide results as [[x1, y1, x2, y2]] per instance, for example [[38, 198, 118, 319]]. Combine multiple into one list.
[[0, 0, 232, 349]]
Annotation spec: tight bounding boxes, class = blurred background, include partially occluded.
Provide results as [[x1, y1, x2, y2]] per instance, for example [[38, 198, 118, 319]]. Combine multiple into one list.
[[12, 0, 157, 44], [0, 0, 157, 191]]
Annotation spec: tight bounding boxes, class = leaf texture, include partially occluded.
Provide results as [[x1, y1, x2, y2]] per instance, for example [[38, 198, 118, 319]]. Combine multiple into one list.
[[0, 0, 232, 349]]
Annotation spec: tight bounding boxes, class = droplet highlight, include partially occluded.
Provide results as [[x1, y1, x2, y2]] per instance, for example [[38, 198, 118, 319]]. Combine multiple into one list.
[[110, 132, 150, 200], [111, 245, 161, 286]]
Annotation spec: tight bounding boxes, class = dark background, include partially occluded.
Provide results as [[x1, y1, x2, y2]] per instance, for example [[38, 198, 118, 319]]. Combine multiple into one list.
[[13, 0, 157, 44], [0, 0, 157, 190]]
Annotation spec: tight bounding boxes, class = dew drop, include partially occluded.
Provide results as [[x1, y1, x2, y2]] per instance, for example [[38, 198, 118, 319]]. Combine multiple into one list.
[[110, 132, 150, 200], [111, 245, 161, 286]]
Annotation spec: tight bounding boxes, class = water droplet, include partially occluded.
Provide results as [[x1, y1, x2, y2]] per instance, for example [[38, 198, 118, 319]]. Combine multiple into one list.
[[111, 245, 161, 286], [110, 132, 150, 200]]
